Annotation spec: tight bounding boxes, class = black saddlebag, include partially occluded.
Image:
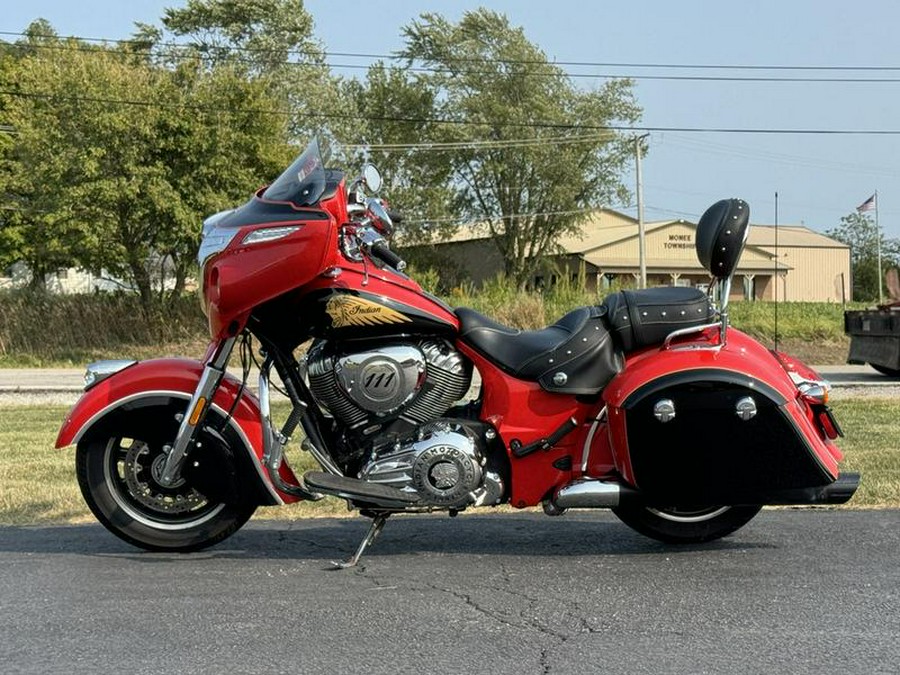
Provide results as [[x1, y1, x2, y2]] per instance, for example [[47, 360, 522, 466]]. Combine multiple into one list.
[[602, 287, 714, 352]]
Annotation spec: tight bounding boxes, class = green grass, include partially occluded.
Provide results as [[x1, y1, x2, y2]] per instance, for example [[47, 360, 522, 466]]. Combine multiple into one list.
[[833, 398, 900, 506], [0, 397, 896, 527], [0, 286, 868, 366]]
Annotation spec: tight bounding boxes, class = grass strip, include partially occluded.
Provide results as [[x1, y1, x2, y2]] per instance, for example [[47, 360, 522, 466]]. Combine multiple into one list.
[[0, 398, 895, 526]]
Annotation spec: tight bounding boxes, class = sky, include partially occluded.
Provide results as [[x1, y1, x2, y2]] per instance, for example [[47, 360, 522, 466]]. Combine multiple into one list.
[[4, 0, 900, 237]]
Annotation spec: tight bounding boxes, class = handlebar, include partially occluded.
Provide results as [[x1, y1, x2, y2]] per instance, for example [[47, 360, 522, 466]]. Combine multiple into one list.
[[369, 239, 407, 271]]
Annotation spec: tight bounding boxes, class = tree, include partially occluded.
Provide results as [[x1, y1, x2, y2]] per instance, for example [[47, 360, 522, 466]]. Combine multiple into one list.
[[141, 0, 361, 144], [0, 23, 81, 289], [347, 63, 457, 246], [366, 10, 642, 289], [2, 23, 291, 309], [827, 212, 900, 301]]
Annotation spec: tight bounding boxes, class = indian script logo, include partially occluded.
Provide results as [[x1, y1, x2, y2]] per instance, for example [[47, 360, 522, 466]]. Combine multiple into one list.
[[325, 295, 412, 328]]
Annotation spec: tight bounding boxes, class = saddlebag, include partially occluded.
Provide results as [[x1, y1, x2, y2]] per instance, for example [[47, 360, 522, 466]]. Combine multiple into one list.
[[602, 287, 715, 352]]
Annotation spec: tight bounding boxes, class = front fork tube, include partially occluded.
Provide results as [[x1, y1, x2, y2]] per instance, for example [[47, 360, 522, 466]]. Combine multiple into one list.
[[158, 337, 236, 487]]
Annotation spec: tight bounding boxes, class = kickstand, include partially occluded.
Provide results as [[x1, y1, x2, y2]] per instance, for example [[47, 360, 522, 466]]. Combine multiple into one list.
[[331, 513, 389, 570]]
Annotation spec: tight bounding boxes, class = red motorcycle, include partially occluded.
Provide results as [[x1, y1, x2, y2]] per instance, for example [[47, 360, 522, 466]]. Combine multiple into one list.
[[56, 139, 858, 567]]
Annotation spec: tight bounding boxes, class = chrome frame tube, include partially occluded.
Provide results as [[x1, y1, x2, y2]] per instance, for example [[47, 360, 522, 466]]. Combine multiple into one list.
[[158, 337, 236, 487], [718, 276, 733, 347], [257, 366, 338, 499]]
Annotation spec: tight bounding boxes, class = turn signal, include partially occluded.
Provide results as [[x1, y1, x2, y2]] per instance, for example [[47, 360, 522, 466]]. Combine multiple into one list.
[[799, 384, 829, 405], [188, 397, 208, 426]]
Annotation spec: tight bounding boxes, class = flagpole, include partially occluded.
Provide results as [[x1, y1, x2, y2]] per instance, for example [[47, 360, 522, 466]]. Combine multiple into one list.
[[876, 189, 883, 305]]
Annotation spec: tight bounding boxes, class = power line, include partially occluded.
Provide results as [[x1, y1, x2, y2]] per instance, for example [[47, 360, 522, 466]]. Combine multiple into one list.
[[6, 31, 900, 83], [345, 133, 617, 151], [4, 88, 900, 135], [4, 29, 900, 72], [661, 134, 900, 178]]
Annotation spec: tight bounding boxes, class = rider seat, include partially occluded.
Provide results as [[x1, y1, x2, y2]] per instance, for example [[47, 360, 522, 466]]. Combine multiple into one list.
[[455, 305, 621, 395]]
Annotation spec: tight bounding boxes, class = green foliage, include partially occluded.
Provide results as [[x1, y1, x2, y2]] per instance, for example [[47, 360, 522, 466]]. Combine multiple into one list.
[[154, 0, 361, 143], [347, 63, 456, 242], [728, 300, 864, 342], [0, 289, 206, 365], [1, 22, 292, 309], [362, 10, 642, 288], [826, 211, 900, 301]]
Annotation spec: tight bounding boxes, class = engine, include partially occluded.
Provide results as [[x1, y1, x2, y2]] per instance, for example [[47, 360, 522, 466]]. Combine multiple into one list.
[[358, 421, 503, 508], [307, 339, 503, 508], [307, 339, 472, 433]]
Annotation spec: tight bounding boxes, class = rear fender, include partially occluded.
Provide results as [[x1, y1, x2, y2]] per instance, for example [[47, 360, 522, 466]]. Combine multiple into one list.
[[56, 358, 302, 505]]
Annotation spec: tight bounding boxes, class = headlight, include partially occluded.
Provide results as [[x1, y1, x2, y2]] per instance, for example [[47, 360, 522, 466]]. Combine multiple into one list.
[[197, 210, 237, 267]]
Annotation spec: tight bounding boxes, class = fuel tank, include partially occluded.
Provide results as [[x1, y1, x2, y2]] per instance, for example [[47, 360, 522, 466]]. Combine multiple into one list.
[[250, 265, 459, 347]]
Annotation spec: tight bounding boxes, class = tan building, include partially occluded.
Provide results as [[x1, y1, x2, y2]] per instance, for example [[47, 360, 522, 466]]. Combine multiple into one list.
[[415, 208, 850, 302]]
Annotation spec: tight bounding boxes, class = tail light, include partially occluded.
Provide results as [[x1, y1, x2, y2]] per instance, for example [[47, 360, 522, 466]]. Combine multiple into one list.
[[771, 349, 841, 439]]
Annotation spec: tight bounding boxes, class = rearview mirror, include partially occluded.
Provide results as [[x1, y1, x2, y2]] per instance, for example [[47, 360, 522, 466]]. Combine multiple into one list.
[[362, 164, 382, 193]]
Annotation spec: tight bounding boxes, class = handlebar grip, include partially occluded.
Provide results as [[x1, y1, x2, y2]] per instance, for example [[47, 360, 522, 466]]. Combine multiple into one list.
[[370, 239, 407, 271]]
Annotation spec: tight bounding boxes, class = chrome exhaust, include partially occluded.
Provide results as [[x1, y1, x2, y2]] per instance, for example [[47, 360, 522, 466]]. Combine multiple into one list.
[[545, 479, 639, 515]]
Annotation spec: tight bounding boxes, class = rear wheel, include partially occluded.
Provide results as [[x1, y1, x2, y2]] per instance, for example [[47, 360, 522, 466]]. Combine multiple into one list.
[[612, 504, 762, 544], [76, 400, 257, 552]]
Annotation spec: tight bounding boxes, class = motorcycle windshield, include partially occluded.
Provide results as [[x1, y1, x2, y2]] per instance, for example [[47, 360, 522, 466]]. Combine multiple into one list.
[[261, 138, 327, 207]]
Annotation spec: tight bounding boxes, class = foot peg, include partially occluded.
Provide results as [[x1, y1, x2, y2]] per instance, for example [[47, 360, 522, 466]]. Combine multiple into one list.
[[304, 471, 419, 508]]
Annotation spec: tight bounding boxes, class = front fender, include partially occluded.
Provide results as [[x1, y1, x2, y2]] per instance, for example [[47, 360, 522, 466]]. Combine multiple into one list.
[[56, 358, 301, 504]]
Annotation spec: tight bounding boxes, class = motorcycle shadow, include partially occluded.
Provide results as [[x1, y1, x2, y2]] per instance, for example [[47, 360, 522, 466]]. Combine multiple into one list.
[[0, 512, 776, 561]]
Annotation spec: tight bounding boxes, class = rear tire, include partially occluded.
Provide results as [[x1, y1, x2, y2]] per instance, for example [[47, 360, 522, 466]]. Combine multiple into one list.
[[612, 504, 762, 544], [76, 400, 257, 552]]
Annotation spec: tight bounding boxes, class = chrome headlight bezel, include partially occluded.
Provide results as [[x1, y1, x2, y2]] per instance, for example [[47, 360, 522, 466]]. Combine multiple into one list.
[[197, 210, 237, 267]]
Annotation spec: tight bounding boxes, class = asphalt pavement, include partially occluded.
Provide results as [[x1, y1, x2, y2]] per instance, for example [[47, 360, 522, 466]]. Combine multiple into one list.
[[0, 510, 897, 674]]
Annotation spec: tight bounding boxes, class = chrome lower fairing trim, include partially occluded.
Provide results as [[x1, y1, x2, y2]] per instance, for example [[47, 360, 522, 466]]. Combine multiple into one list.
[[84, 360, 138, 390]]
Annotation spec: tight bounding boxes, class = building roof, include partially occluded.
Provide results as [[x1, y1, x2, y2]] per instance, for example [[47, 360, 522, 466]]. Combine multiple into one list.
[[747, 224, 848, 249], [430, 209, 848, 253]]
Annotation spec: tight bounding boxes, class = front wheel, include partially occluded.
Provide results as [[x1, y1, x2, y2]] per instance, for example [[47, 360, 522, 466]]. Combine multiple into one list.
[[76, 400, 257, 552], [612, 504, 762, 544]]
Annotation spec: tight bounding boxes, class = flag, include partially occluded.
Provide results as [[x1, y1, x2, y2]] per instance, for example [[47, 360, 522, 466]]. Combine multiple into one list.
[[857, 194, 876, 213]]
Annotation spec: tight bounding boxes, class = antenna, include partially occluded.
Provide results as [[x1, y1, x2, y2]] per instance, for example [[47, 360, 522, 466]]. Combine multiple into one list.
[[774, 192, 779, 351]]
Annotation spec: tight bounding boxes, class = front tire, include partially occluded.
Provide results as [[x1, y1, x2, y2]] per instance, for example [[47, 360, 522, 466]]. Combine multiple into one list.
[[612, 504, 762, 544], [76, 401, 257, 552]]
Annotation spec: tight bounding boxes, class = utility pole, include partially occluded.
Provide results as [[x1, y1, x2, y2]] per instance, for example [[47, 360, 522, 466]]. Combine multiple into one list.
[[635, 134, 649, 289], [876, 190, 883, 305]]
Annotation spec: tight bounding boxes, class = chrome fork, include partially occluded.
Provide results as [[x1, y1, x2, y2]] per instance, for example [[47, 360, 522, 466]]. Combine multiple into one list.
[[157, 337, 236, 487]]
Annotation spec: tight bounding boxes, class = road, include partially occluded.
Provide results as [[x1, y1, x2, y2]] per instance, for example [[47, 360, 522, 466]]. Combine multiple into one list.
[[1, 510, 898, 674], [0, 364, 898, 406]]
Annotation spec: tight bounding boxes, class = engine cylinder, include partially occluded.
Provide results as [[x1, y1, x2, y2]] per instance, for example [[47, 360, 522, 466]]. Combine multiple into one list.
[[307, 339, 472, 430]]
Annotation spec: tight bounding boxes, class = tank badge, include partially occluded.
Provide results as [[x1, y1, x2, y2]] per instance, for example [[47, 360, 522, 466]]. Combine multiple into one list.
[[326, 295, 412, 328]]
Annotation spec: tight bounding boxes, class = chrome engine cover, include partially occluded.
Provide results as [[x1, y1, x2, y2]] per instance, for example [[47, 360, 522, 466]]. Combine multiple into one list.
[[358, 422, 503, 508], [335, 345, 426, 414], [307, 340, 472, 430]]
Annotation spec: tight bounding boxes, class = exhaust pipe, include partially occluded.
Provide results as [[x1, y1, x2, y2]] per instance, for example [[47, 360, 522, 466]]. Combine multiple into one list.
[[545, 479, 639, 515], [763, 472, 860, 506]]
